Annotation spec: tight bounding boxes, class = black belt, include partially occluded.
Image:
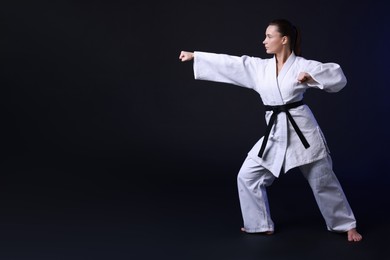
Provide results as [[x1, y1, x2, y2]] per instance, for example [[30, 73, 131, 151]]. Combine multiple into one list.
[[258, 100, 310, 158]]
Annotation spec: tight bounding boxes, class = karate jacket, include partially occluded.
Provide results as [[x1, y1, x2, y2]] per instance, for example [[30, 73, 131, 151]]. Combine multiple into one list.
[[193, 51, 347, 177]]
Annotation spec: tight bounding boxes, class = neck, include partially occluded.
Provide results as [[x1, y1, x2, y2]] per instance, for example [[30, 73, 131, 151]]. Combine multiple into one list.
[[275, 48, 292, 64]]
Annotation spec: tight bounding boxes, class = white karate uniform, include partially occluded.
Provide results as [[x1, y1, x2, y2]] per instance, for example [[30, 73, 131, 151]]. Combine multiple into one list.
[[193, 51, 357, 232]]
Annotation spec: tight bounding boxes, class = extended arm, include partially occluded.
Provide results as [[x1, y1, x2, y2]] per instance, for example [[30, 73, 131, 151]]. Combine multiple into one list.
[[189, 51, 260, 89]]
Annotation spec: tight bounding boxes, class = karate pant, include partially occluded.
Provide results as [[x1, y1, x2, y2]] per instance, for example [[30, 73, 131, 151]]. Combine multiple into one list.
[[237, 154, 356, 233]]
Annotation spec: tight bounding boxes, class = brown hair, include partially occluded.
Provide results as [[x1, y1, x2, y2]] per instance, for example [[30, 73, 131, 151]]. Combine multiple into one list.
[[269, 19, 301, 56]]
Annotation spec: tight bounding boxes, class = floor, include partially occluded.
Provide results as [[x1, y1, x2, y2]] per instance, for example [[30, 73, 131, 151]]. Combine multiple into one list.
[[0, 155, 387, 260]]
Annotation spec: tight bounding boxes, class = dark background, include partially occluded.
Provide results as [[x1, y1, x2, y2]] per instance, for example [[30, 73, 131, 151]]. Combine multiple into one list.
[[1, 0, 389, 259]]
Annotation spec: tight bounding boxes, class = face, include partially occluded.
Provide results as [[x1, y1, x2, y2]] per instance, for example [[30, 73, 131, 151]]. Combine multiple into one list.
[[262, 25, 286, 54]]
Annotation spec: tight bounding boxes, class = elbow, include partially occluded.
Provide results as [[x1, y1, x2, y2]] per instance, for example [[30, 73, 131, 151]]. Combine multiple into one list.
[[329, 70, 347, 92], [336, 74, 347, 91], [327, 79, 347, 93]]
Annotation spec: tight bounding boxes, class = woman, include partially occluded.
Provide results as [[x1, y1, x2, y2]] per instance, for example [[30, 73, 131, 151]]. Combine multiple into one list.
[[179, 19, 362, 242]]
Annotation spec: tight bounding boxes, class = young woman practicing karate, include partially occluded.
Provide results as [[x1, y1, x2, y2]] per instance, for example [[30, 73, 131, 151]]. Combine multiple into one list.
[[179, 19, 362, 242]]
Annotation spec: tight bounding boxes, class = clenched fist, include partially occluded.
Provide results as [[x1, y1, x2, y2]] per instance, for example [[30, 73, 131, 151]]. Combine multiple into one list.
[[297, 72, 313, 83], [179, 51, 194, 62]]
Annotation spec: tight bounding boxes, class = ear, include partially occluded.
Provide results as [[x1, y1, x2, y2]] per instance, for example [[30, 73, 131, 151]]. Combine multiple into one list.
[[282, 36, 288, 45]]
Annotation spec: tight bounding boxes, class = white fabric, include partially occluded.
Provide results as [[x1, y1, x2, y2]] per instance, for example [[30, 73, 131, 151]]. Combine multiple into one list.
[[237, 155, 356, 232], [299, 155, 356, 232], [237, 156, 275, 233], [193, 51, 347, 177]]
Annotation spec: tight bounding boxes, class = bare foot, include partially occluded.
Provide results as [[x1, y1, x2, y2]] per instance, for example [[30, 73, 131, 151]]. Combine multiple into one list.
[[347, 228, 362, 242], [241, 227, 274, 235]]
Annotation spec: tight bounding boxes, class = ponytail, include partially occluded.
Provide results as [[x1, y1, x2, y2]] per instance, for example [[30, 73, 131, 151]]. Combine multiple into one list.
[[292, 25, 302, 56]]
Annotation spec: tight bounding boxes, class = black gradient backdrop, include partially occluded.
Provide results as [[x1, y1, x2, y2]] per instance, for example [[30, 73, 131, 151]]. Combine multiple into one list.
[[1, 1, 389, 259]]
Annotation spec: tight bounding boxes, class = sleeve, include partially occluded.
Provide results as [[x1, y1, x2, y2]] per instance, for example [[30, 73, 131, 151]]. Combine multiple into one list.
[[304, 60, 347, 93], [193, 51, 260, 90]]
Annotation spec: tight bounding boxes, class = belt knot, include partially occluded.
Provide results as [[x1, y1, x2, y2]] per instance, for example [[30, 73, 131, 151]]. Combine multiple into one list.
[[258, 100, 310, 158]]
